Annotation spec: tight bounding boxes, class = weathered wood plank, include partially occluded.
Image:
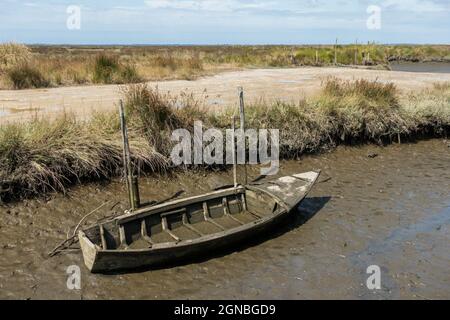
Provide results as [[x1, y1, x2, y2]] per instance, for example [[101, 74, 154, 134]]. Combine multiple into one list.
[[118, 187, 245, 224], [99, 225, 107, 250]]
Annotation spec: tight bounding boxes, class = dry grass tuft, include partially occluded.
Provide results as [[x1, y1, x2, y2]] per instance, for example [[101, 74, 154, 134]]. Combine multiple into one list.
[[93, 54, 142, 84], [122, 84, 206, 154], [7, 64, 51, 89], [0, 43, 32, 70], [0, 114, 168, 201]]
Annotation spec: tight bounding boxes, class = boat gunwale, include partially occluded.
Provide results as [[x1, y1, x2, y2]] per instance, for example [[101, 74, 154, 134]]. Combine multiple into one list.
[[116, 186, 246, 225]]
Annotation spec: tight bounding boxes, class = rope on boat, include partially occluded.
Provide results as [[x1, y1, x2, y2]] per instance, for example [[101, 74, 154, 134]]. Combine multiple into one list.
[[48, 236, 78, 257], [72, 201, 110, 238], [48, 201, 111, 257]]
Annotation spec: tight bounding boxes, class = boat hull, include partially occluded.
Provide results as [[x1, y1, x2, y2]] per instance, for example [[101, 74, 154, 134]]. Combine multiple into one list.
[[80, 209, 290, 273], [79, 171, 321, 273]]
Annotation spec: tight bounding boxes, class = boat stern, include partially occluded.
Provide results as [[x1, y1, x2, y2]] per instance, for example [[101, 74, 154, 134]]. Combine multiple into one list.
[[78, 230, 99, 272]]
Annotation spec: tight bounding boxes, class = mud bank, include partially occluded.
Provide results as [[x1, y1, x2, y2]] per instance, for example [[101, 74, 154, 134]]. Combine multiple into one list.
[[0, 139, 449, 299]]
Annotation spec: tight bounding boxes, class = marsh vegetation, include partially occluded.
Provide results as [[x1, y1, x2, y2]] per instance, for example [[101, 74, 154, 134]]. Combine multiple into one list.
[[1, 43, 449, 89], [0, 78, 448, 202]]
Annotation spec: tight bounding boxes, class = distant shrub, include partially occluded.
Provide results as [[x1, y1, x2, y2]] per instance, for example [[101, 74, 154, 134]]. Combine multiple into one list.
[[182, 56, 203, 70], [0, 43, 32, 70], [93, 54, 119, 84], [152, 54, 177, 70], [7, 64, 50, 89], [119, 64, 142, 84], [93, 54, 142, 84]]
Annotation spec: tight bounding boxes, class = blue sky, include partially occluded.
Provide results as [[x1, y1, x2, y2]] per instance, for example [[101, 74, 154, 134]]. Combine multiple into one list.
[[1, 0, 449, 44]]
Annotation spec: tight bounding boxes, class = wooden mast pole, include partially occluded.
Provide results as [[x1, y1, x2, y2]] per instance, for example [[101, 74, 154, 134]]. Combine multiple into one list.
[[334, 38, 338, 65], [119, 100, 140, 211], [231, 116, 238, 188], [238, 87, 248, 186]]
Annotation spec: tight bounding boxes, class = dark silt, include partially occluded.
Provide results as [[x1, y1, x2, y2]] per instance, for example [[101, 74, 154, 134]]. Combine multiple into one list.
[[0, 139, 449, 299]]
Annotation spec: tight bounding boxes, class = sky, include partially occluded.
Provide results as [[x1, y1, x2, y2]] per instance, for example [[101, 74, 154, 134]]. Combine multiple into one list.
[[0, 0, 449, 44]]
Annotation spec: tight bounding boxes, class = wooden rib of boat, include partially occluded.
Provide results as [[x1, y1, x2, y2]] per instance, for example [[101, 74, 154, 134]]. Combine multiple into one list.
[[79, 171, 320, 273]]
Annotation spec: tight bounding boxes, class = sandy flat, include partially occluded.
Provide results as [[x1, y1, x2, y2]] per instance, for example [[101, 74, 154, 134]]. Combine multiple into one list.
[[1, 67, 449, 124]]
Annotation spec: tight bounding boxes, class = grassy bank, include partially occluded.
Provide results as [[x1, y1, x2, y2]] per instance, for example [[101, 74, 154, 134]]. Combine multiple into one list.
[[1, 79, 448, 202], [1, 43, 450, 89]]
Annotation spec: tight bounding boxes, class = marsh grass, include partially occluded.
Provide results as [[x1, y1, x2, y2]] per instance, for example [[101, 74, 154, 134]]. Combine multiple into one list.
[[2, 44, 449, 89], [1, 79, 449, 202], [93, 54, 142, 84], [93, 55, 120, 84], [7, 64, 51, 89], [0, 114, 168, 201], [0, 43, 32, 70], [122, 84, 207, 154]]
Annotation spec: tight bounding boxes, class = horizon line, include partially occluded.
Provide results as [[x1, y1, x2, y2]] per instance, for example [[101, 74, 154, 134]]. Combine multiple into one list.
[[15, 42, 450, 47]]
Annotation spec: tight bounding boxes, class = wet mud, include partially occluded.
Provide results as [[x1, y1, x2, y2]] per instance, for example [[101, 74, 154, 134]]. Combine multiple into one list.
[[0, 139, 449, 299]]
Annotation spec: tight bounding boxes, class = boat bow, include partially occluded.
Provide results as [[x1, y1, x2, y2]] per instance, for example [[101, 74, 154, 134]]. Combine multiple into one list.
[[248, 171, 321, 210]]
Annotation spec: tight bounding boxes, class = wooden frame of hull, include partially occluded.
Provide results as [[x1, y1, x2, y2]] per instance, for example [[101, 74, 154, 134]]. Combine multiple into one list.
[[79, 171, 321, 273]]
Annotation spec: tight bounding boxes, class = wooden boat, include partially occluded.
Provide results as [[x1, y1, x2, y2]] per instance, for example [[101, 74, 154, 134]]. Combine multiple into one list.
[[79, 171, 320, 273]]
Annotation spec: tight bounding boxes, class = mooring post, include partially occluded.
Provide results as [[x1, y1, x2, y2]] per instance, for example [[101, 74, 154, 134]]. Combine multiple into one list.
[[238, 86, 248, 186], [334, 38, 338, 65], [131, 175, 141, 209], [119, 100, 139, 211], [231, 116, 238, 189]]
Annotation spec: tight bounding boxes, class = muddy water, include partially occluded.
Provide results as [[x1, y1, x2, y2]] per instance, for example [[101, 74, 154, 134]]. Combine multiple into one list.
[[0, 140, 449, 300], [390, 62, 450, 74]]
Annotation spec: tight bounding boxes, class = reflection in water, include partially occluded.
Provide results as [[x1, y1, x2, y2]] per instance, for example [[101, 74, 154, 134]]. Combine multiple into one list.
[[0, 139, 449, 299], [390, 62, 450, 74]]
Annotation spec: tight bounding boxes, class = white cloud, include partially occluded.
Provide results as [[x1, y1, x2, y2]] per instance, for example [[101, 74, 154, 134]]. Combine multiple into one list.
[[381, 0, 448, 13], [23, 2, 40, 7], [144, 0, 449, 14], [144, 0, 278, 12]]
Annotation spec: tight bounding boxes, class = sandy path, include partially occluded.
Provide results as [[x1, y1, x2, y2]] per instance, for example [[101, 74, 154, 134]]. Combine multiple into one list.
[[1, 67, 449, 124]]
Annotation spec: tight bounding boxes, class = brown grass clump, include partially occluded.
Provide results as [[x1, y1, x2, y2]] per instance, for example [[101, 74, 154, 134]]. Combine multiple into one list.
[[316, 78, 408, 142], [93, 54, 142, 84], [0, 114, 168, 202], [0, 43, 32, 70], [122, 84, 206, 154], [7, 64, 51, 89], [401, 82, 450, 135]]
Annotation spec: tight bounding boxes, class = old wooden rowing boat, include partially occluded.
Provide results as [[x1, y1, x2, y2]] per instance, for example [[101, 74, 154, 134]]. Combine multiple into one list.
[[79, 171, 320, 273]]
